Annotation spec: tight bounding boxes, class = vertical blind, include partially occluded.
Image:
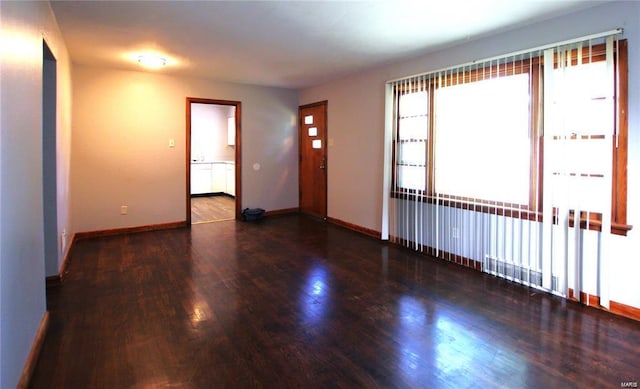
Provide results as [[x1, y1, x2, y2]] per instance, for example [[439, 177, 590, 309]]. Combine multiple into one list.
[[382, 30, 624, 307]]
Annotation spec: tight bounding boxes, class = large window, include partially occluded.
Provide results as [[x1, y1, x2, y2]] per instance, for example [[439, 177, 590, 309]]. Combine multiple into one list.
[[434, 73, 531, 205], [392, 39, 629, 235]]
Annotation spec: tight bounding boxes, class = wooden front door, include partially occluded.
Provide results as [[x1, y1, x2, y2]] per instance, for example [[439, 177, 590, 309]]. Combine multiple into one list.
[[299, 101, 327, 219]]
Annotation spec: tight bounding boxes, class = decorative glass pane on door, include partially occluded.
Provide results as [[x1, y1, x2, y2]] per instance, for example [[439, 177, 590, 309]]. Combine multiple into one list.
[[304, 115, 313, 124], [308, 127, 318, 136], [312, 139, 322, 149]]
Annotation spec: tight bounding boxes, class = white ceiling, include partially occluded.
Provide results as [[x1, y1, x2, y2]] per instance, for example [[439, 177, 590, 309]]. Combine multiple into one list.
[[50, 0, 603, 89]]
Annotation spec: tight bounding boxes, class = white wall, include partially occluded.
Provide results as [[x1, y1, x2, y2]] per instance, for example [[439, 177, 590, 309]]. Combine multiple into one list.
[[300, 1, 640, 309], [0, 1, 73, 387], [71, 65, 298, 233], [191, 103, 235, 162]]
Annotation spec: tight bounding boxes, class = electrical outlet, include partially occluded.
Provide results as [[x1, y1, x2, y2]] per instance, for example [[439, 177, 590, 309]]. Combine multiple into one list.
[[120, 205, 128, 215]]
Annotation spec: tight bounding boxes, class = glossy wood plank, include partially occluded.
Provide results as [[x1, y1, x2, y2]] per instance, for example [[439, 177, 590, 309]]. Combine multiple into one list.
[[30, 214, 640, 388]]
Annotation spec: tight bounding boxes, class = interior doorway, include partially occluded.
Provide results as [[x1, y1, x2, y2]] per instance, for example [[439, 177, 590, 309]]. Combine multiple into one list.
[[186, 98, 241, 224], [43, 40, 58, 277], [298, 101, 328, 219]]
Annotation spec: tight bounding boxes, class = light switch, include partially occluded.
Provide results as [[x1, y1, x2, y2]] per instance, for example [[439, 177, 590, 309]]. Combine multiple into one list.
[[169, 139, 175, 148]]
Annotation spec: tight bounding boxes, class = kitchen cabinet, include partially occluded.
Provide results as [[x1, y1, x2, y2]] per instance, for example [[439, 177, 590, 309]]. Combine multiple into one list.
[[225, 163, 235, 196], [227, 117, 235, 146], [191, 163, 212, 194], [191, 162, 234, 196], [211, 163, 226, 193]]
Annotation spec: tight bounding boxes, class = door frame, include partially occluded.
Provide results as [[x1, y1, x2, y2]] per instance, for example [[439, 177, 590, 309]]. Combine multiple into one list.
[[298, 100, 328, 219], [186, 97, 242, 224]]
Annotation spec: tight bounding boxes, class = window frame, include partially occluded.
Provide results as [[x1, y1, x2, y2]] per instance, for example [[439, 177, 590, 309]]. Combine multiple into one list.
[[391, 40, 630, 235]]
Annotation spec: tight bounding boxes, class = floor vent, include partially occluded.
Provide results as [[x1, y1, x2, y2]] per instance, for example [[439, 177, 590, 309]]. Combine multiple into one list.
[[483, 255, 558, 291]]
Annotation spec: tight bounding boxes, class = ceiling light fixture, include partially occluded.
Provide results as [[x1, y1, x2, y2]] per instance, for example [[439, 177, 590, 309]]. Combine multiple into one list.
[[137, 54, 167, 69]]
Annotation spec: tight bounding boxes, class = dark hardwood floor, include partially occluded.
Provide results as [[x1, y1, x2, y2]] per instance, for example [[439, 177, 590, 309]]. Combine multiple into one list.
[[31, 214, 639, 388], [191, 194, 235, 223]]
